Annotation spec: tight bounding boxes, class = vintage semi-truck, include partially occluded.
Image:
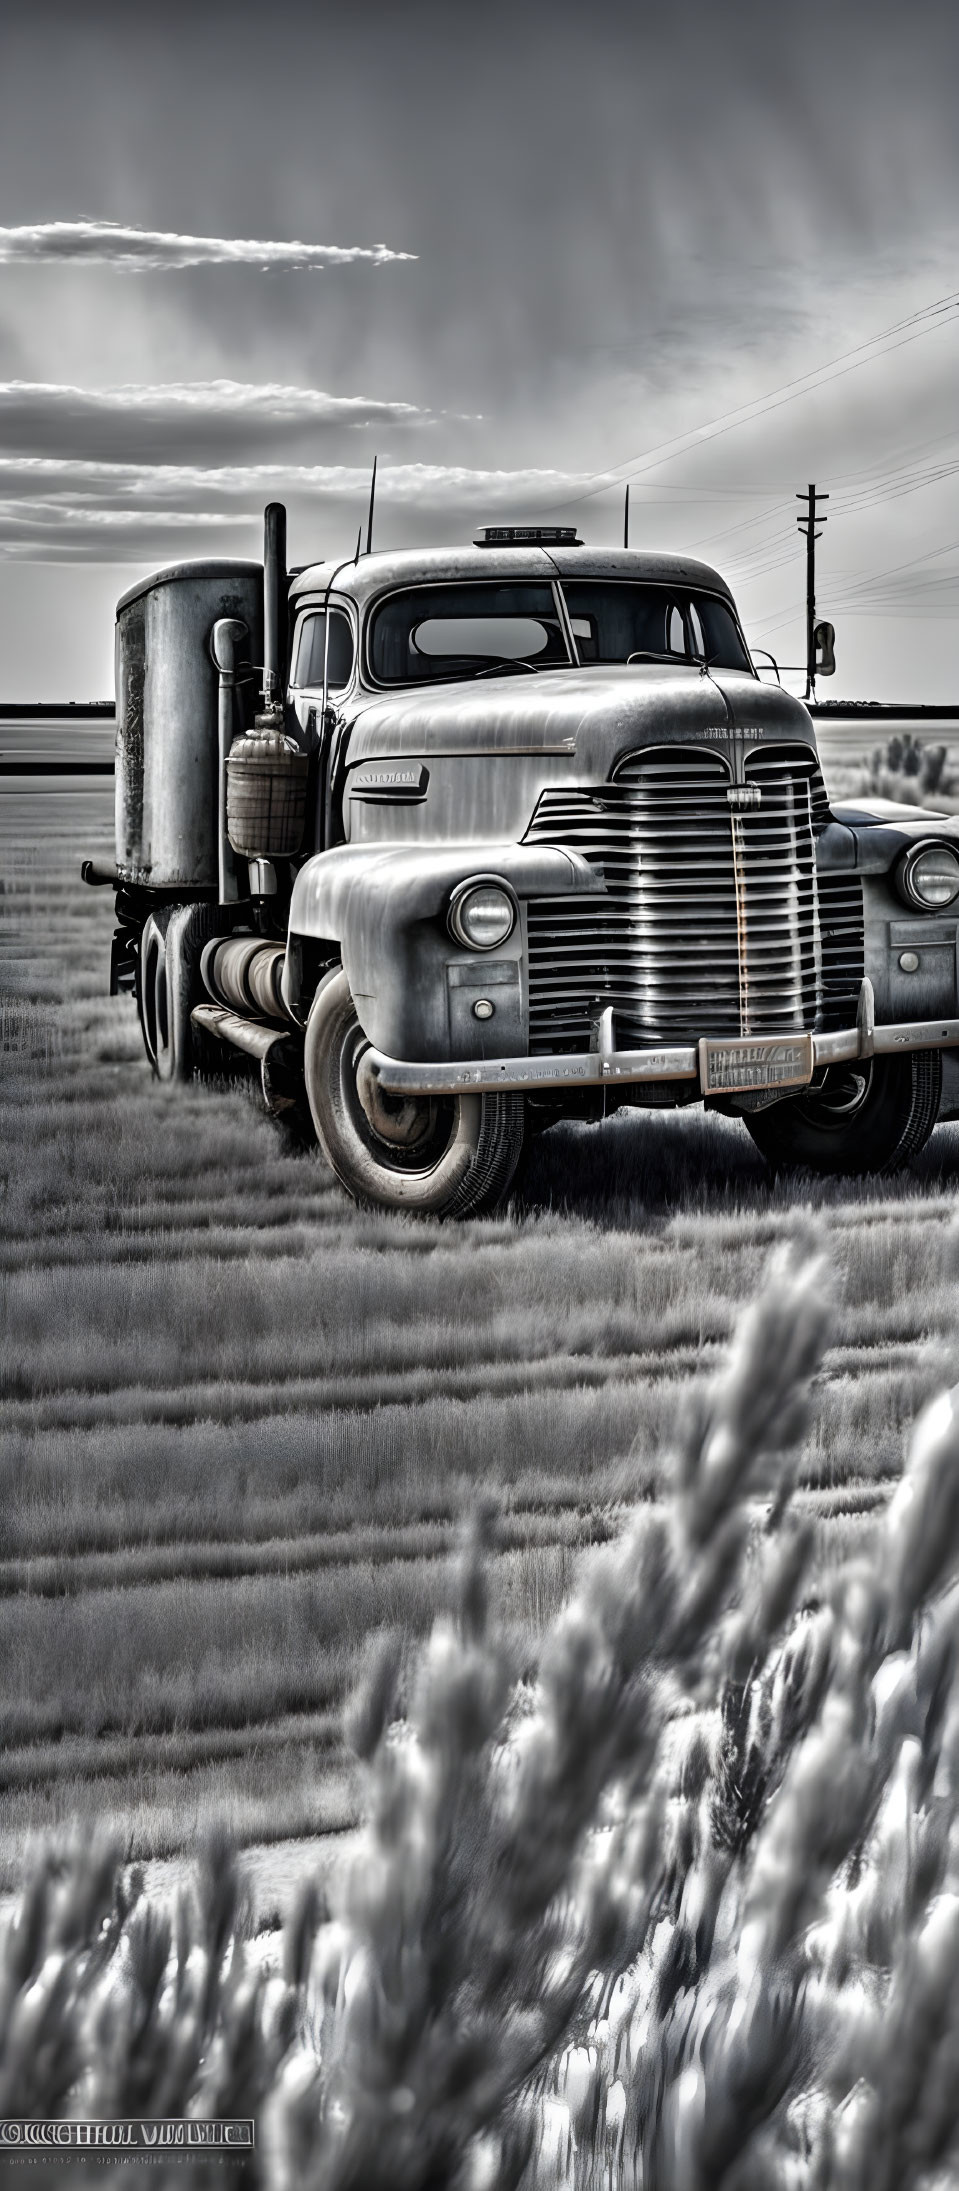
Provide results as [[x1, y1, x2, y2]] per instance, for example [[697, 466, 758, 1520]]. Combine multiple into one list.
[[82, 503, 959, 1216]]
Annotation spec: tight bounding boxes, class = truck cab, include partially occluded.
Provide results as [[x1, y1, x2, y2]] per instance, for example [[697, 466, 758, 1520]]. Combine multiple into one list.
[[85, 510, 959, 1217]]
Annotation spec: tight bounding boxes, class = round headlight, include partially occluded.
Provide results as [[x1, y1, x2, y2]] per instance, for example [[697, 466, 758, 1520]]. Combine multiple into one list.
[[448, 880, 517, 952], [899, 844, 959, 910]]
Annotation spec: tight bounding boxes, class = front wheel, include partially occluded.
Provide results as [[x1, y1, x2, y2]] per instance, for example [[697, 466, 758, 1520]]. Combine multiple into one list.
[[744, 1050, 942, 1176], [304, 971, 525, 1217]]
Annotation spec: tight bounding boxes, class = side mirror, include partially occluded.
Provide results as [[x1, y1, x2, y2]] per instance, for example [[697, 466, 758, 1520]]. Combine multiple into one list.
[[211, 617, 249, 677], [814, 620, 836, 676]]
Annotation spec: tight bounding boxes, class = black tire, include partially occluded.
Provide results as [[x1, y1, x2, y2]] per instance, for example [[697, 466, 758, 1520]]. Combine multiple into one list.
[[138, 908, 172, 1075], [139, 904, 221, 1082], [744, 1050, 942, 1177], [304, 970, 525, 1217]]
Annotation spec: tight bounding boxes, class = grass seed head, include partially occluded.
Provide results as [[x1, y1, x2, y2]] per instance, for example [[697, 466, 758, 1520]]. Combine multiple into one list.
[[343, 1628, 404, 1762], [886, 1388, 959, 1637]]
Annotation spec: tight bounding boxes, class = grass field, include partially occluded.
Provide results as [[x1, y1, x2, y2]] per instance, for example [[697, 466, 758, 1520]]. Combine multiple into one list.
[[2, 726, 958, 1910]]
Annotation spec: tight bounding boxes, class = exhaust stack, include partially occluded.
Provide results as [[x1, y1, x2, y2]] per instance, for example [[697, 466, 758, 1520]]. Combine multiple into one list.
[[263, 502, 288, 711]]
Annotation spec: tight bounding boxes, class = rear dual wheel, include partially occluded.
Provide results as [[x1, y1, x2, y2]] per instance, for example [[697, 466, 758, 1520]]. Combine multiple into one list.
[[138, 909, 172, 1075], [745, 1050, 942, 1175], [304, 970, 525, 1217], [138, 904, 221, 1082]]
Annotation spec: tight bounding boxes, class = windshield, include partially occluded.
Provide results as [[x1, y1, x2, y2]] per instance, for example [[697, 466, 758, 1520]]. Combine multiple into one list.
[[561, 583, 753, 674], [366, 576, 753, 684], [368, 583, 571, 683]]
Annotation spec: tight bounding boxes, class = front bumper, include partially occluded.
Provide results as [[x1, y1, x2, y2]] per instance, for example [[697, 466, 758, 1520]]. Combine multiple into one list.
[[366, 979, 959, 1099]]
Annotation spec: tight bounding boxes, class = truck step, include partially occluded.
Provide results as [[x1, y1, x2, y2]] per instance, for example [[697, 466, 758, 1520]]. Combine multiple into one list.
[[191, 1002, 295, 1063]]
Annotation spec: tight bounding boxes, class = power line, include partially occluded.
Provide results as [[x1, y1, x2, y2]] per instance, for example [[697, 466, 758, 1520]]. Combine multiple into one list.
[[677, 432, 959, 561], [545, 283, 959, 514], [830, 533, 959, 604]]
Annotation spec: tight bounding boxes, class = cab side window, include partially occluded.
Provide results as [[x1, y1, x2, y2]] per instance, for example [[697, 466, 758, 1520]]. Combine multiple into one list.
[[291, 609, 354, 691]]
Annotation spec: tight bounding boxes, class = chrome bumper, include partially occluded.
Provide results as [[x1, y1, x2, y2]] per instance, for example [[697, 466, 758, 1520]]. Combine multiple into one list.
[[367, 980, 959, 1099]]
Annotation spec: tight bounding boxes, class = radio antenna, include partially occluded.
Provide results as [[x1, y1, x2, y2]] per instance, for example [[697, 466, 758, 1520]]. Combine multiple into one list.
[[624, 484, 630, 551], [365, 454, 378, 555]]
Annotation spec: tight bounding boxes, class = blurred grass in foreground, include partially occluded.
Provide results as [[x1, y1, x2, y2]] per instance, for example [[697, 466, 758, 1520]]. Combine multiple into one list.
[[5, 1249, 959, 2189]]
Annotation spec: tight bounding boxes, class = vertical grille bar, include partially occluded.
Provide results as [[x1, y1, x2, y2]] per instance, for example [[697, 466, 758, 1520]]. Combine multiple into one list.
[[729, 812, 750, 1032]]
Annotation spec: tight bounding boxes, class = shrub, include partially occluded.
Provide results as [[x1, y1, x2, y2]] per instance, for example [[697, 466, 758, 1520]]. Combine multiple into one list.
[[5, 1244, 959, 2188], [863, 730, 955, 807]]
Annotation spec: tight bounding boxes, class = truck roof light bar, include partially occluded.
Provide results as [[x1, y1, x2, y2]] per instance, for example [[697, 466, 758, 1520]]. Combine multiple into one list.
[[472, 524, 584, 547]]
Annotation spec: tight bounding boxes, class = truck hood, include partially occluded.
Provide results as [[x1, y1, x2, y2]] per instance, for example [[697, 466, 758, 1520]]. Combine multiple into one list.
[[343, 664, 814, 776]]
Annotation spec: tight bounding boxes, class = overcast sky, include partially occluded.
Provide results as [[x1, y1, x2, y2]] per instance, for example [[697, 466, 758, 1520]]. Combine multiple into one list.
[[0, 0, 957, 698]]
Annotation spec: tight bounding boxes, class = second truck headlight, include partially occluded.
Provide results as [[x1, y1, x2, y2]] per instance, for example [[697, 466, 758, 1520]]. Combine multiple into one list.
[[898, 844, 959, 910], [448, 879, 517, 951]]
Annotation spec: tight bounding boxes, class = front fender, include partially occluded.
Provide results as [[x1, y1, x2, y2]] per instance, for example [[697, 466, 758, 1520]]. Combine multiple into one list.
[[822, 803, 959, 1030], [286, 840, 602, 1061], [828, 799, 959, 871]]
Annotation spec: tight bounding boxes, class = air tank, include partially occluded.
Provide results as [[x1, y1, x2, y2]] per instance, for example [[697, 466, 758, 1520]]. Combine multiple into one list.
[[114, 560, 264, 888]]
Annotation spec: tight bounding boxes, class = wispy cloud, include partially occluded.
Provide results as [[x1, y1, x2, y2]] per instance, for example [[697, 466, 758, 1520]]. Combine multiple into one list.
[[0, 499, 251, 530], [0, 456, 585, 504], [0, 220, 416, 271], [0, 380, 428, 424], [0, 381, 432, 462], [0, 501, 252, 561], [0, 377, 427, 433], [0, 460, 590, 558]]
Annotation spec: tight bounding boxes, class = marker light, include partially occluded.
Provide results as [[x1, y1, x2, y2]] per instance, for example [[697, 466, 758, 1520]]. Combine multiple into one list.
[[472, 525, 583, 547], [448, 880, 517, 952], [898, 844, 959, 910]]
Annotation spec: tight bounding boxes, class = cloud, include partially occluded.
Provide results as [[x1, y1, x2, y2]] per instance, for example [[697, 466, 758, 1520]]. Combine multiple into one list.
[[0, 499, 250, 530], [0, 456, 586, 504], [0, 220, 416, 272], [0, 459, 592, 558], [0, 380, 430, 461], [0, 501, 252, 561]]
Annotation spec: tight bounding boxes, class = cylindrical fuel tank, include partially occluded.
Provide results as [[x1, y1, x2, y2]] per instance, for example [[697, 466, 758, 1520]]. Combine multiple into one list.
[[115, 560, 263, 888]]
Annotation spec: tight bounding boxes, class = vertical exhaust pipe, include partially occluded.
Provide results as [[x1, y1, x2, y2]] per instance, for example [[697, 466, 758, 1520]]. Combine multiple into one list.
[[263, 502, 288, 712], [211, 617, 248, 904]]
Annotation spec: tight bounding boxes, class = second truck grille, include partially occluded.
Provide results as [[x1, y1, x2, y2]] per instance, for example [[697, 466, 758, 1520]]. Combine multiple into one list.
[[523, 744, 864, 1054]]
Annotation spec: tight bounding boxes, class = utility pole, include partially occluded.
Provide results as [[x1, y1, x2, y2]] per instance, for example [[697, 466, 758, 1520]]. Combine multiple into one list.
[[796, 484, 828, 700]]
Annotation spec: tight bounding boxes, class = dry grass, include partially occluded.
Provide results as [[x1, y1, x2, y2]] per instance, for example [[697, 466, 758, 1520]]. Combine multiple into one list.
[[1, 771, 958, 1881], [2, 1250, 959, 2186]]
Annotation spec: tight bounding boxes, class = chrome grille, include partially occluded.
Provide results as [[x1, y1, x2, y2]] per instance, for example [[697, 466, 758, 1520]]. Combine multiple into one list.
[[524, 744, 864, 1054], [818, 870, 866, 1028]]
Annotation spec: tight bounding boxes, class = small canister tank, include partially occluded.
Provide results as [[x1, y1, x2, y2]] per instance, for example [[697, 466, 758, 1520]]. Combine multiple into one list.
[[226, 717, 309, 859], [115, 560, 263, 888]]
